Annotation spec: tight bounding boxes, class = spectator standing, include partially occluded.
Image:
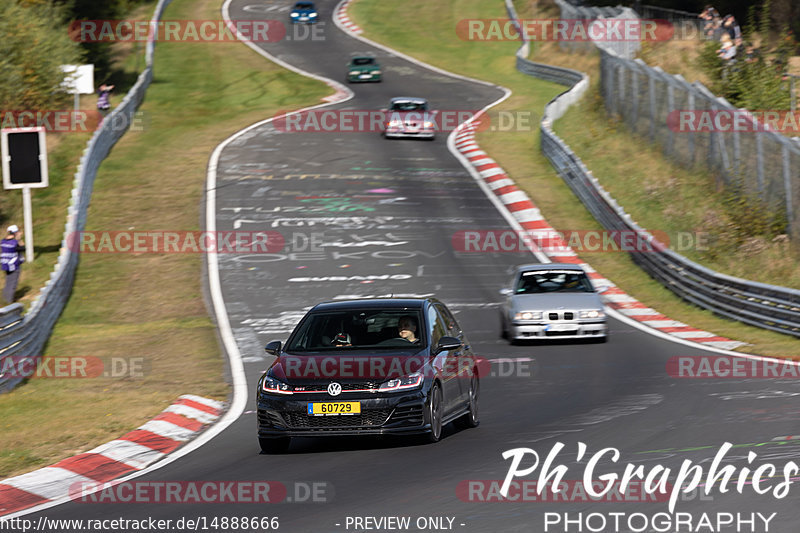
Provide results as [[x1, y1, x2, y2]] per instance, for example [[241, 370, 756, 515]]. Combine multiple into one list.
[[717, 35, 737, 62], [700, 5, 720, 40], [97, 83, 114, 115], [1, 225, 25, 304], [723, 15, 742, 46]]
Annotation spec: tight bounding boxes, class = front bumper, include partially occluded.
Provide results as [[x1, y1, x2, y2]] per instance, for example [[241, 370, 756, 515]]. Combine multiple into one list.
[[383, 129, 435, 139], [290, 16, 318, 23], [348, 73, 381, 82], [257, 391, 428, 437], [509, 320, 607, 340]]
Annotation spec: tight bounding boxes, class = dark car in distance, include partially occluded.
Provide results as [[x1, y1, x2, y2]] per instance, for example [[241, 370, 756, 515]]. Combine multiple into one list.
[[347, 56, 382, 83], [289, 1, 318, 23], [256, 298, 480, 453]]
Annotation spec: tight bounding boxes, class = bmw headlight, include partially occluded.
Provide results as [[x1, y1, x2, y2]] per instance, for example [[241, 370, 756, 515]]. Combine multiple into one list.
[[291, 12, 299, 17], [371, 70, 381, 75], [349, 70, 360, 75], [514, 311, 542, 321], [262, 375, 293, 395], [379, 372, 423, 392], [310, 12, 318, 17], [579, 309, 605, 319]]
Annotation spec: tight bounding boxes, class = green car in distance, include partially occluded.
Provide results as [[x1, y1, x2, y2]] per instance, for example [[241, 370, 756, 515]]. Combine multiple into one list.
[[347, 56, 382, 83]]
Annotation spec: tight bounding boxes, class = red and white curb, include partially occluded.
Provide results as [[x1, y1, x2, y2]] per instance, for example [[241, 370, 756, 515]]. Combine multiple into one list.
[[0, 395, 223, 516], [334, 0, 363, 35], [452, 126, 747, 351]]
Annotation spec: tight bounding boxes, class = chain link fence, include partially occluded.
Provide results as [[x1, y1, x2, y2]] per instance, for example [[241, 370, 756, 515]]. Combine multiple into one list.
[[599, 49, 800, 236], [554, 0, 800, 237]]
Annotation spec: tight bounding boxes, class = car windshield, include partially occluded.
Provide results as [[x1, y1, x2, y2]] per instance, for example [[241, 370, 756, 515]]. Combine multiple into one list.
[[390, 101, 427, 112], [352, 58, 375, 66], [294, 2, 314, 9], [515, 270, 594, 294], [286, 309, 426, 352]]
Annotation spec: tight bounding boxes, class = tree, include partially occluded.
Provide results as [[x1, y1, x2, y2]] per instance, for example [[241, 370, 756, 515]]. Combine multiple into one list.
[[0, 1, 83, 111]]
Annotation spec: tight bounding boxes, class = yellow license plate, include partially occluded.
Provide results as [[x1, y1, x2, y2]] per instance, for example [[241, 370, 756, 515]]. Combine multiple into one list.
[[307, 402, 361, 416]]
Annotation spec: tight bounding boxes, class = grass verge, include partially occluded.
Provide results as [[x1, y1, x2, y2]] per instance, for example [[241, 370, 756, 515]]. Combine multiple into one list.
[[0, 0, 329, 478], [348, 0, 800, 357]]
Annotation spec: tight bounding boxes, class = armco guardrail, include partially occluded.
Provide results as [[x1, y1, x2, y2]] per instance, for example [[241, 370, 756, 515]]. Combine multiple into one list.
[[505, 0, 800, 337], [0, 0, 173, 393]]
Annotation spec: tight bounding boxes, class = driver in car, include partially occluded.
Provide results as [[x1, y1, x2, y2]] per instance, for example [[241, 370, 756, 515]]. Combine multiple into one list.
[[397, 316, 419, 343]]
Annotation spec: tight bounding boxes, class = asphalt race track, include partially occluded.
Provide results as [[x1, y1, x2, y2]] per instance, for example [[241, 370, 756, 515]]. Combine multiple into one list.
[[18, 1, 800, 532]]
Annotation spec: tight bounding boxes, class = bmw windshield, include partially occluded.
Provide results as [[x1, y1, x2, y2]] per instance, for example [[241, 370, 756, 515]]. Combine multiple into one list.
[[515, 270, 594, 294]]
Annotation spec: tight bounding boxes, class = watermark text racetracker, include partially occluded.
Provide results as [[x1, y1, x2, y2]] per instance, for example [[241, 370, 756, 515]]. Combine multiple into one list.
[[457, 18, 702, 42], [68, 231, 286, 253], [668, 109, 800, 135], [69, 19, 315, 43], [69, 231, 456, 257], [0, 356, 147, 379], [1, 110, 145, 133], [667, 356, 800, 379], [272, 109, 542, 133], [264, 355, 535, 380], [67, 480, 330, 504], [452, 229, 711, 253]]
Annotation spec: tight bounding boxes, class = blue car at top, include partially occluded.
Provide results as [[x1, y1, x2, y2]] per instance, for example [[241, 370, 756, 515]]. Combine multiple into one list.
[[290, 1, 318, 23]]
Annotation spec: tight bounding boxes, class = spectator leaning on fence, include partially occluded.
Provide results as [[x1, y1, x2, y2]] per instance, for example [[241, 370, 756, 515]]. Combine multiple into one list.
[[1, 225, 25, 304]]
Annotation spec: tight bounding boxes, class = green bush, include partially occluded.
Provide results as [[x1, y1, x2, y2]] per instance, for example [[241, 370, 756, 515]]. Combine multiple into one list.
[[0, 1, 83, 110]]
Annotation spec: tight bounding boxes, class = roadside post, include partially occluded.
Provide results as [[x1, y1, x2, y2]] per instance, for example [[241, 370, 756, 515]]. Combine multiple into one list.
[[60, 64, 95, 113]]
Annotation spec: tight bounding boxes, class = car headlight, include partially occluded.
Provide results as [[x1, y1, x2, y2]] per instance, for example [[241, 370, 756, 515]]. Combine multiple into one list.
[[262, 375, 293, 395], [310, 12, 318, 17], [371, 70, 381, 75], [349, 70, 360, 75], [291, 12, 299, 17], [514, 311, 542, 321], [423, 121, 434, 128], [387, 120, 403, 128], [378, 372, 423, 392], [579, 309, 605, 319]]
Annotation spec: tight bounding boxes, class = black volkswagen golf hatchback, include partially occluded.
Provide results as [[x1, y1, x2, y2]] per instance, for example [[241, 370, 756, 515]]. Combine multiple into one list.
[[256, 298, 480, 453]]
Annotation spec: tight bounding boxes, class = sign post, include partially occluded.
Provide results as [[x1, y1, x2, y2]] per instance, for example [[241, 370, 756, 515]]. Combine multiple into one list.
[[1, 127, 50, 264], [60, 64, 95, 113]]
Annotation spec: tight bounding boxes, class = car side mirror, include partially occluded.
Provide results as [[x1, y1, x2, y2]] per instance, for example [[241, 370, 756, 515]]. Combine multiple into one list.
[[499, 288, 513, 296], [265, 340, 282, 356], [436, 336, 462, 354]]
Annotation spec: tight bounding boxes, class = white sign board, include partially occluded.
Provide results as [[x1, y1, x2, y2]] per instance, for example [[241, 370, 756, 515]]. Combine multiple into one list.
[[60, 64, 95, 94]]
